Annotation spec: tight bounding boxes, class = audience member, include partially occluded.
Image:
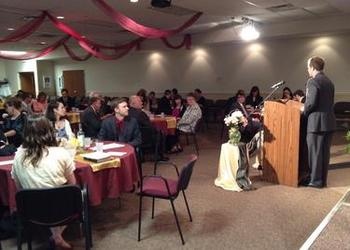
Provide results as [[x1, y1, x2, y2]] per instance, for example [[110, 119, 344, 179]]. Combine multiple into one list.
[[171, 88, 179, 100], [167, 93, 202, 153], [246, 86, 263, 108], [157, 89, 172, 115], [32, 91, 48, 114], [148, 91, 158, 113], [46, 101, 74, 141], [293, 89, 305, 103], [136, 88, 149, 110], [225, 89, 245, 115], [81, 96, 102, 139], [11, 116, 76, 249], [20, 92, 33, 115], [172, 94, 185, 118], [57, 89, 75, 111], [98, 98, 141, 147], [282, 87, 293, 100], [129, 95, 168, 160], [3, 97, 26, 147]]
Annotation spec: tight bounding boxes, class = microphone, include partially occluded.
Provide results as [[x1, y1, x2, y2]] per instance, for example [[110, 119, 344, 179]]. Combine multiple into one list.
[[271, 80, 286, 89]]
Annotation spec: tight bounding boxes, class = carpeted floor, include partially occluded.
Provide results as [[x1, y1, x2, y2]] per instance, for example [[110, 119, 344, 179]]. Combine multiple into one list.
[[2, 125, 350, 250]]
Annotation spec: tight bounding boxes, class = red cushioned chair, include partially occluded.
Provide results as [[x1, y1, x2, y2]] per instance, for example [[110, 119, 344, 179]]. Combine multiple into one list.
[[137, 155, 197, 245]]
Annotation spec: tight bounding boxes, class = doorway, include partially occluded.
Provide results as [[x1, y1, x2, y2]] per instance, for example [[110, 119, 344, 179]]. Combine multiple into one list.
[[62, 70, 86, 96], [19, 72, 35, 95]]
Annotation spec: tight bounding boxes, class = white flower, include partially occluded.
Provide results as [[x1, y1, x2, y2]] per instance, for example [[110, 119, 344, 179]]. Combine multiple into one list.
[[224, 110, 244, 127]]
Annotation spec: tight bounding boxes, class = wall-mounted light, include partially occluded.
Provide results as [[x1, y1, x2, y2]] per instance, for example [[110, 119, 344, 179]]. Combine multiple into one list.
[[239, 18, 260, 41]]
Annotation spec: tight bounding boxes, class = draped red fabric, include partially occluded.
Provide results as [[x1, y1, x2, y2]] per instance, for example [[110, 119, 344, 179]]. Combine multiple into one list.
[[91, 0, 202, 38], [162, 34, 191, 49], [63, 43, 92, 61], [0, 36, 70, 60], [78, 39, 138, 60], [0, 12, 47, 43]]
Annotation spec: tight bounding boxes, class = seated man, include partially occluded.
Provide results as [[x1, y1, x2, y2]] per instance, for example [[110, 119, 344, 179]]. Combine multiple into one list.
[[98, 98, 141, 147], [57, 88, 75, 111], [293, 89, 305, 103], [230, 91, 262, 143], [129, 95, 168, 160], [81, 96, 102, 139]]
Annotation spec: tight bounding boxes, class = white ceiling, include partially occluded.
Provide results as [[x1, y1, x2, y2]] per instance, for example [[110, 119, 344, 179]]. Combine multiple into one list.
[[0, 0, 350, 51]]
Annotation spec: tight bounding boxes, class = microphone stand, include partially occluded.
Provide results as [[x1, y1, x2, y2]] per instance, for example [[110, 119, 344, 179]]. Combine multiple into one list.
[[254, 83, 284, 111]]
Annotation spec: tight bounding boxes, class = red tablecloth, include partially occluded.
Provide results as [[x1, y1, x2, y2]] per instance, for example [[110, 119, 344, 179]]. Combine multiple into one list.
[[0, 143, 139, 212], [151, 116, 176, 135]]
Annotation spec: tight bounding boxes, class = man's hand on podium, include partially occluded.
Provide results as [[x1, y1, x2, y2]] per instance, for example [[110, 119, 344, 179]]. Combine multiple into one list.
[[300, 104, 305, 113]]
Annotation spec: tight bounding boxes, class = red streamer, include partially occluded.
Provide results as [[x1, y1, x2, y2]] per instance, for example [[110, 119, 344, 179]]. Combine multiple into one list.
[[0, 36, 70, 60], [91, 0, 202, 38], [162, 34, 191, 49], [0, 12, 47, 43], [63, 43, 92, 61]]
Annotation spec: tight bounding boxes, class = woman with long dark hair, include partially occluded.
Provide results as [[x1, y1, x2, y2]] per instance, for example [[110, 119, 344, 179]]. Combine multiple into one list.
[[246, 86, 263, 108], [11, 116, 76, 248], [46, 101, 73, 141]]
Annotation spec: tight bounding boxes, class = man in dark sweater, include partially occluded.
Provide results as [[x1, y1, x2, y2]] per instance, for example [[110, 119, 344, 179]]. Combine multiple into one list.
[[81, 96, 102, 139]]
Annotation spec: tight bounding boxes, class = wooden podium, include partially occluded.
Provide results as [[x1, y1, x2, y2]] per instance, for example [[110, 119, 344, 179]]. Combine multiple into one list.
[[262, 100, 303, 187]]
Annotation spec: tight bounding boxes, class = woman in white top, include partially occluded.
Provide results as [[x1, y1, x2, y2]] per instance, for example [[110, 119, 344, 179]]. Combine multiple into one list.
[[167, 93, 202, 153], [11, 116, 76, 249], [46, 101, 73, 141]]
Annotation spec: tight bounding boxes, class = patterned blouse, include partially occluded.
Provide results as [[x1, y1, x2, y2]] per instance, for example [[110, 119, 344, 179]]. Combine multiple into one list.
[[177, 103, 202, 133]]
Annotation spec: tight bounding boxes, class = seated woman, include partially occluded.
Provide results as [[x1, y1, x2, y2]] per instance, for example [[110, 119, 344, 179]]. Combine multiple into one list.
[[32, 91, 48, 114], [46, 101, 74, 142], [245, 86, 263, 109], [282, 87, 293, 100], [167, 93, 202, 153], [3, 97, 26, 147], [11, 116, 76, 248], [171, 94, 186, 119]]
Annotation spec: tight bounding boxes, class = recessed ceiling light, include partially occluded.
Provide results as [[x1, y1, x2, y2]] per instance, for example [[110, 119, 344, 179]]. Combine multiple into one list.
[[39, 41, 47, 45], [57, 16, 65, 19], [7, 28, 15, 31], [130, 0, 139, 3]]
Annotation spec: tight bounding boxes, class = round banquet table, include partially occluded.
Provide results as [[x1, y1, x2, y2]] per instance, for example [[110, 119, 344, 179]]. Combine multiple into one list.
[[0, 143, 139, 212], [151, 116, 177, 135]]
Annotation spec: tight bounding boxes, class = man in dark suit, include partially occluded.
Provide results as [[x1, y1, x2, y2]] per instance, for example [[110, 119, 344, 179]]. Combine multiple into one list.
[[98, 98, 141, 147], [303, 56, 336, 188], [230, 91, 262, 143], [81, 96, 102, 138], [129, 95, 168, 161], [157, 89, 172, 115], [57, 89, 75, 111]]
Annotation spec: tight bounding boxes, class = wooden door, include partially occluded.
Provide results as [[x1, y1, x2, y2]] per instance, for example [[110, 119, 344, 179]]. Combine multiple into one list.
[[19, 72, 35, 94], [62, 70, 85, 96]]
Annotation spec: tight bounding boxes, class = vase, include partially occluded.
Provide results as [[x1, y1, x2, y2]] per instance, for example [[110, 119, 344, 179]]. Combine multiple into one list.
[[228, 126, 241, 145]]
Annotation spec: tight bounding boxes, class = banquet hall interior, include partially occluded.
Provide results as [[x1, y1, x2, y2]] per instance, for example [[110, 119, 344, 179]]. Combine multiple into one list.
[[0, 0, 350, 249]]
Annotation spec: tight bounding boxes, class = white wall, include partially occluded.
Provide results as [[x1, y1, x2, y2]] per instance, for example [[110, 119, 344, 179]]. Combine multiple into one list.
[[37, 60, 56, 96], [3, 60, 37, 96], [0, 61, 6, 80], [53, 33, 350, 100]]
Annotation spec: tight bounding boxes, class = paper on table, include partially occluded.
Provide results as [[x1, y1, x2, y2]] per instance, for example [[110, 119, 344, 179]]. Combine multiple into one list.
[[107, 151, 127, 157], [91, 143, 125, 151], [0, 160, 14, 166]]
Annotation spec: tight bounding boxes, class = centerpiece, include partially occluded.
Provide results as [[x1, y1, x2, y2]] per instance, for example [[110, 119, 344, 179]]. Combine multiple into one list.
[[224, 110, 244, 145]]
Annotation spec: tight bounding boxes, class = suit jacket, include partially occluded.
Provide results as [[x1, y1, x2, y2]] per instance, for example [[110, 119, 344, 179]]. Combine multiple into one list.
[[98, 115, 141, 147], [157, 96, 172, 115], [81, 106, 101, 138], [303, 72, 336, 133], [128, 107, 153, 131]]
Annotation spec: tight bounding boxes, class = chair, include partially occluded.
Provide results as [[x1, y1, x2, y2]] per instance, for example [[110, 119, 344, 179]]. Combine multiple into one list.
[[137, 155, 197, 245], [139, 126, 161, 163], [178, 119, 202, 155], [334, 102, 350, 130], [15, 185, 92, 250]]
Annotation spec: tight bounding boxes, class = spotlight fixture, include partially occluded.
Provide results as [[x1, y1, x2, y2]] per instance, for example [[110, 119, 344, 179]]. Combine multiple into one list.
[[130, 0, 139, 2], [7, 28, 15, 31], [239, 18, 260, 41], [56, 16, 65, 19], [151, 0, 171, 8]]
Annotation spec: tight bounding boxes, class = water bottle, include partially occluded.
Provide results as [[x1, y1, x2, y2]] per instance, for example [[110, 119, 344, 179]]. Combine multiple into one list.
[[77, 123, 85, 148]]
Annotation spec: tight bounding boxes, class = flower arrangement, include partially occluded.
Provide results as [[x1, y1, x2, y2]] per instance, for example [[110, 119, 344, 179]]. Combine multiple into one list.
[[346, 130, 350, 154], [224, 110, 244, 145]]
